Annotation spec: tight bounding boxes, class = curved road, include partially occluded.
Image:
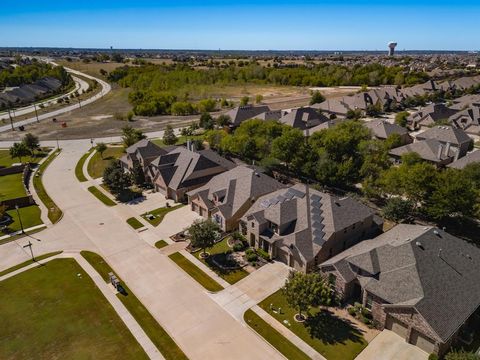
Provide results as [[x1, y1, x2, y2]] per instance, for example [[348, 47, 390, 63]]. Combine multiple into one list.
[[0, 65, 111, 133]]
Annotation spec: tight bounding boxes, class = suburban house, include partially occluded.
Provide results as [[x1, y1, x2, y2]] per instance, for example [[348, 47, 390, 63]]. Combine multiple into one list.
[[312, 98, 351, 118], [448, 150, 480, 169], [239, 184, 381, 272], [407, 104, 459, 128], [146, 145, 236, 202], [187, 165, 285, 231], [278, 107, 329, 131], [120, 139, 171, 177], [389, 138, 458, 166], [320, 224, 480, 356], [224, 105, 271, 127], [244, 109, 285, 122], [449, 106, 480, 135], [365, 119, 413, 145], [415, 125, 472, 158]]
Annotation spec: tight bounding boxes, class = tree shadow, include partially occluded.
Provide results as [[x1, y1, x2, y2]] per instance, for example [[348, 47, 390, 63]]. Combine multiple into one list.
[[438, 217, 480, 246], [304, 309, 365, 345]]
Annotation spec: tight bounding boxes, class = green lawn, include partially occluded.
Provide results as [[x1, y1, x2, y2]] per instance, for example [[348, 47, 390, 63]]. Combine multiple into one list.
[[155, 240, 168, 249], [127, 217, 144, 229], [169, 252, 224, 292], [87, 146, 124, 179], [0, 173, 26, 201], [0, 258, 149, 360], [75, 148, 94, 182], [87, 186, 117, 206], [259, 290, 368, 360], [151, 134, 203, 148], [0, 149, 49, 168], [0, 251, 62, 277], [33, 149, 63, 223], [244, 309, 311, 360], [193, 237, 249, 285], [4, 205, 43, 233], [81, 251, 188, 360], [141, 205, 184, 226]]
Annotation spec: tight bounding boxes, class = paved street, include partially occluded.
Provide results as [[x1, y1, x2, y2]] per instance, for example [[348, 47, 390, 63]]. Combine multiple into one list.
[[0, 140, 285, 360]]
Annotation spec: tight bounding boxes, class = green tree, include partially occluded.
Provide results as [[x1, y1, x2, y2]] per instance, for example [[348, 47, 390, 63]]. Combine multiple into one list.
[[271, 128, 305, 172], [204, 129, 228, 150], [95, 142, 107, 159], [163, 125, 178, 145], [131, 162, 145, 186], [9, 142, 30, 163], [240, 96, 250, 106], [383, 198, 415, 223], [216, 114, 231, 127], [255, 94, 264, 104], [121, 125, 146, 148], [197, 98, 217, 113], [103, 160, 132, 195], [199, 112, 214, 130], [310, 90, 325, 105], [189, 219, 219, 256], [395, 111, 409, 127], [22, 133, 40, 157], [445, 350, 480, 360]]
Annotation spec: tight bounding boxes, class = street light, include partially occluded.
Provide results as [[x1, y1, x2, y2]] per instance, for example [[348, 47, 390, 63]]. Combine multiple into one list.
[[15, 204, 25, 234], [33, 103, 39, 123]]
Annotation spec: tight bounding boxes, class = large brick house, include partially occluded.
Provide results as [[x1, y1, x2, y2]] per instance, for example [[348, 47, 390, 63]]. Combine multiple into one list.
[[320, 224, 480, 356], [240, 184, 381, 272], [187, 166, 285, 231]]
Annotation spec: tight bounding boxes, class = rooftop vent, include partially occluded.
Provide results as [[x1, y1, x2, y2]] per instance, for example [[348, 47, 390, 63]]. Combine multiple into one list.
[[433, 230, 441, 237], [415, 241, 424, 250]]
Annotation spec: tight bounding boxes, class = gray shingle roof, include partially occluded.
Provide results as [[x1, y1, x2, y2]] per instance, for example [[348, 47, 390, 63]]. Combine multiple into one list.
[[416, 125, 472, 147], [321, 224, 480, 342], [365, 119, 408, 139], [447, 150, 480, 169], [389, 138, 456, 163], [225, 105, 271, 126]]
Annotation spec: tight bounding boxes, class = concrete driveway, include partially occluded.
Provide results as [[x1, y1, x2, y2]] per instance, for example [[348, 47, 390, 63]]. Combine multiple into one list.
[[355, 330, 428, 360]]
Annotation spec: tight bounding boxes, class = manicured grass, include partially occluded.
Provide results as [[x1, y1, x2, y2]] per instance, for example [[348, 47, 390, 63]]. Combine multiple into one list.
[[155, 240, 168, 249], [141, 204, 184, 226], [127, 217, 144, 230], [87, 186, 117, 206], [33, 149, 63, 223], [259, 290, 368, 360], [4, 205, 43, 233], [169, 252, 224, 292], [193, 237, 249, 285], [0, 173, 26, 201], [0, 251, 62, 277], [244, 309, 311, 360], [81, 251, 188, 360], [0, 149, 48, 168], [87, 146, 124, 179], [151, 134, 202, 148], [75, 148, 93, 182], [0, 258, 149, 360]]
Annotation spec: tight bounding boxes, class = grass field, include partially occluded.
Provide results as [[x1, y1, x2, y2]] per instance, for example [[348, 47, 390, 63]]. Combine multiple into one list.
[[87, 186, 117, 206], [141, 205, 183, 226], [259, 290, 368, 360], [193, 237, 249, 285], [33, 149, 63, 224], [0, 258, 149, 360], [81, 251, 188, 360], [0, 149, 49, 168], [155, 240, 168, 249], [75, 148, 94, 182], [0, 251, 62, 277], [244, 309, 311, 360], [169, 252, 224, 292], [126, 217, 144, 230], [0, 173, 26, 201], [87, 146, 124, 179], [4, 205, 43, 233]]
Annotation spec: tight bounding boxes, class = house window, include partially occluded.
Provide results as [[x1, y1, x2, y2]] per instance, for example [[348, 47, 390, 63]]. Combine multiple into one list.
[[365, 294, 374, 310], [269, 221, 278, 234], [251, 222, 255, 228]]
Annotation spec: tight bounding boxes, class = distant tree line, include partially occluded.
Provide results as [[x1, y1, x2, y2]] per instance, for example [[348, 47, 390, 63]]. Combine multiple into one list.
[[0, 61, 71, 88]]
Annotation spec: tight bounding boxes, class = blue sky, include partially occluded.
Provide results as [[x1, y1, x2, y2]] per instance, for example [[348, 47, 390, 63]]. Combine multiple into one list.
[[1, 1, 478, 50]]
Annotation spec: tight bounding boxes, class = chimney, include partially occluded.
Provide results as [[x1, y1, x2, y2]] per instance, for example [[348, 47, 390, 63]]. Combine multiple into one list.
[[437, 144, 444, 159], [444, 142, 451, 157], [186, 140, 191, 151]]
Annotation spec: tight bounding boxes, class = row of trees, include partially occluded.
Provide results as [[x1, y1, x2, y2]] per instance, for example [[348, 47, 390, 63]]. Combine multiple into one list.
[[0, 61, 71, 88], [107, 62, 429, 116]]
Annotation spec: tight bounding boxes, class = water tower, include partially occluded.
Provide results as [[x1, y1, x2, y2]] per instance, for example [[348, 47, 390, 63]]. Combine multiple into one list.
[[388, 42, 397, 56]]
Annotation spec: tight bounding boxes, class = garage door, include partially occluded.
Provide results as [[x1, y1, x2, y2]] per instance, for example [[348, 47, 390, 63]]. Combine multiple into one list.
[[410, 330, 436, 354], [386, 316, 409, 339]]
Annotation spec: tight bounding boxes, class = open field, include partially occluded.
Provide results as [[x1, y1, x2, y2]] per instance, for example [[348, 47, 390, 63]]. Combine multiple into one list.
[[81, 251, 188, 360], [0, 173, 26, 201], [87, 146, 124, 179], [259, 290, 368, 360], [0, 148, 49, 167], [244, 309, 311, 360], [4, 205, 43, 233], [0, 258, 149, 360], [168, 252, 224, 292], [57, 60, 127, 79]]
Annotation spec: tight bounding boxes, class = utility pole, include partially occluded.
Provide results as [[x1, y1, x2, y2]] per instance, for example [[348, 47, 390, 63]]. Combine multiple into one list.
[[15, 205, 25, 234], [23, 241, 35, 261], [8, 109, 14, 131], [33, 103, 39, 123], [77, 98, 81, 109]]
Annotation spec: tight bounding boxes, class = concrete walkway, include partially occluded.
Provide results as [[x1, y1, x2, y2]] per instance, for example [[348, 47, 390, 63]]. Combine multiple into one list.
[[0, 252, 164, 360]]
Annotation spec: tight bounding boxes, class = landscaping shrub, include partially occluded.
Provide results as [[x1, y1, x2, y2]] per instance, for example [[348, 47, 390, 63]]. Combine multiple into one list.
[[347, 307, 356, 316], [246, 252, 258, 262], [233, 242, 244, 252], [257, 248, 271, 261], [428, 354, 439, 360]]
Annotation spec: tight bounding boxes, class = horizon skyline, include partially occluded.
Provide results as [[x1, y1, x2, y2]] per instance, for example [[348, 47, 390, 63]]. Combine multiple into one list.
[[1, 1, 479, 51]]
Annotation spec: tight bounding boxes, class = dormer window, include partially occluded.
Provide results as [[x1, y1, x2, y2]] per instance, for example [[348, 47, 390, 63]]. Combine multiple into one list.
[[268, 221, 279, 234]]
